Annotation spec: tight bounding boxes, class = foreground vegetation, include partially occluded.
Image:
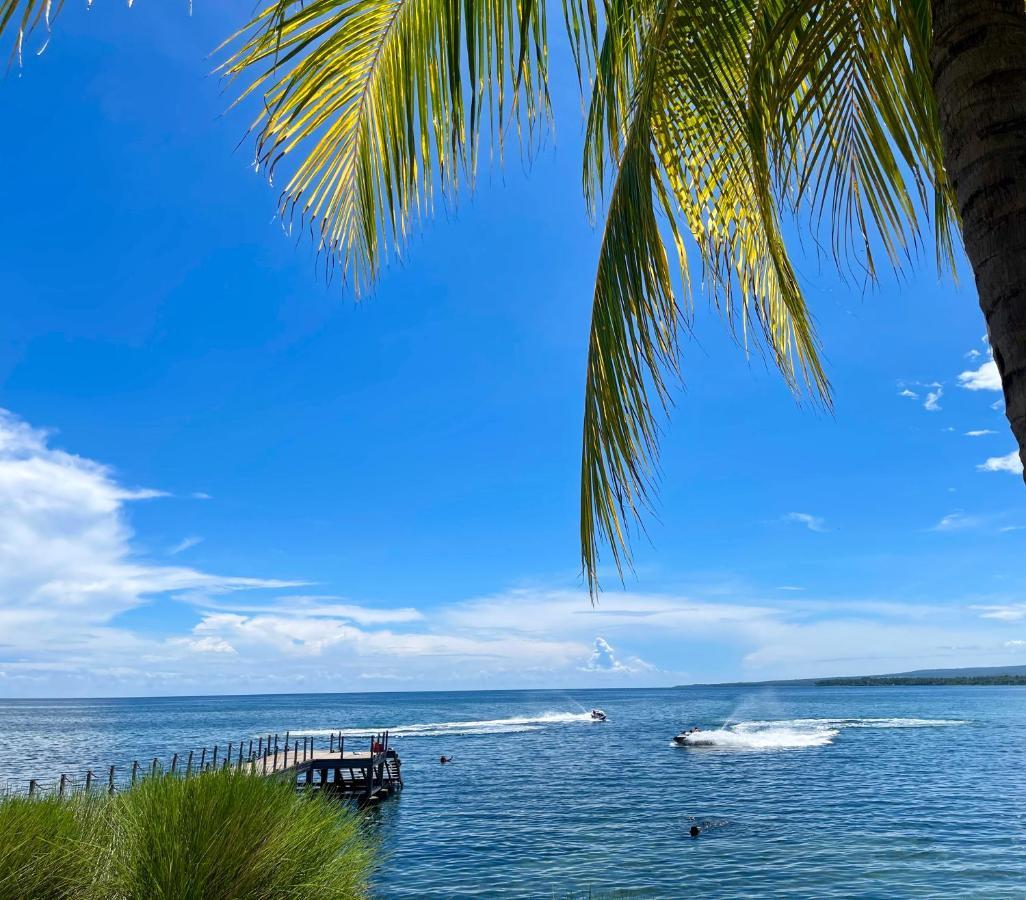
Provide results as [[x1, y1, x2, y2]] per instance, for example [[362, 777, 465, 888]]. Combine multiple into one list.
[[0, 771, 373, 900]]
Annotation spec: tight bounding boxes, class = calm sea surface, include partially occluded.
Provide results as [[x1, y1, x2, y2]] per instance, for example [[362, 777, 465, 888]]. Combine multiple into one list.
[[1, 686, 1024, 897]]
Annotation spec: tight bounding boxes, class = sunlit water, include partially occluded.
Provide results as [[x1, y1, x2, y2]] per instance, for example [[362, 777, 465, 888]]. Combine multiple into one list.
[[1, 686, 1024, 897]]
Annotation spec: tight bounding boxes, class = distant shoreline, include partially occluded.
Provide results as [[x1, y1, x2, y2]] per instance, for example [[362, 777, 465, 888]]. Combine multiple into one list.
[[814, 675, 1026, 686]]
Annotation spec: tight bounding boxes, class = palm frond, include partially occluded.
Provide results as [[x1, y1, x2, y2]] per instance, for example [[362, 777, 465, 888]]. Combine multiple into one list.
[[579, 0, 957, 593], [220, 0, 549, 293], [0, 0, 64, 65]]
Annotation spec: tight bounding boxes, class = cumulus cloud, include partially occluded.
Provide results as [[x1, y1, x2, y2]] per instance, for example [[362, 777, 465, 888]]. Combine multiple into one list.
[[0, 409, 300, 678], [3, 408, 1024, 695], [977, 451, 1024, 475], [958, 360, 1002, 392], [923, 385, 943, 411], [582, 637, 651, 674], [898, 388, 918, 400]]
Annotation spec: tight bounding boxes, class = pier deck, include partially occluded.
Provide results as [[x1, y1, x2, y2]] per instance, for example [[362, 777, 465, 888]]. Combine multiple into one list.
[[10, 730, 402, 804]]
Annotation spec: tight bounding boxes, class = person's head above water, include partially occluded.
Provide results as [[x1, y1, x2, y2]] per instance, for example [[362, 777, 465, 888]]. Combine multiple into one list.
[[689, 825, 701, 837]]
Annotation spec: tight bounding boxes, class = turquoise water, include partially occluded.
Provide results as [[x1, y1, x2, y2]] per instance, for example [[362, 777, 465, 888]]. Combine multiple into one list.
[[1, 686, 1024, 897]]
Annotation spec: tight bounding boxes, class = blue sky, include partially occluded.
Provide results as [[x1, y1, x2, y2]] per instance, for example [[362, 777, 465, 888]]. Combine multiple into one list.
[[0, 2, 1023, 697]]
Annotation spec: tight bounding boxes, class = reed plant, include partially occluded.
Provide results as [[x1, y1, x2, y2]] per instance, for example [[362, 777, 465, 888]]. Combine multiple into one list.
[[0, 793, 103, 900], [0, 772, 373, 900]]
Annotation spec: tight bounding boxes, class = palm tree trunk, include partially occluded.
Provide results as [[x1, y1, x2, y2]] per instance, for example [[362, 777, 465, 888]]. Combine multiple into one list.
[[931, 0, 1026, 482]]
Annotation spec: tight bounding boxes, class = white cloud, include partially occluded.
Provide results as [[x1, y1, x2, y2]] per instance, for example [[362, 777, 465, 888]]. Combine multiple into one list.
[[169, 536, 203, 555], [923, 386, 943, 411], [582, 637, 651, 673], [974, 604, 1026, 622], [898, 388, 918, 400], [0, 408, 300, 670], [191, 492, 213, 501], [965, 349, 982, 360], [783, 512, 827, 532], [977, 451, 1024, 475], [932, 512, 983, 532], [965, 430, 997, 437], [958, 359, 1002, 392]]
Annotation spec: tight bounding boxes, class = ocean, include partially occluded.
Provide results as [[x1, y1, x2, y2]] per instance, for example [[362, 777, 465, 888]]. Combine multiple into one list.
[[1, 686, 1024, 897]]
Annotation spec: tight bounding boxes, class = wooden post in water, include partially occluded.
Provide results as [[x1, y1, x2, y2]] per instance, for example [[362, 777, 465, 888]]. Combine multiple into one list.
[[131, 761, 139, 785], [186, 750, 194, 777], [212, 745, 218, 769], [108, 766, 115, 795], [151, 758, 159, 778], [171, 753, 178, 774], [59, 774, 67, 798], [226, 743, 232, 769], [366, 736, 375, 801], [29, 779, 38, 797], [85, 770, 93, 792], [199, 748, 206, 771]]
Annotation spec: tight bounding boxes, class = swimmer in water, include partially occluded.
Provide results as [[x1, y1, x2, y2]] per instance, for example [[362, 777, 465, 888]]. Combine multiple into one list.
[[689, 825, 701, 837], [439, 755, 452, 764]]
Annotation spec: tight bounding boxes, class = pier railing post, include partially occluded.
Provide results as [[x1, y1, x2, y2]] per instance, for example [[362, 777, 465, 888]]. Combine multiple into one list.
[[238, 741, 244, 770], [330, 733, 335, 753], [284, 741, 289, 769], [273, 746, 279, 772]]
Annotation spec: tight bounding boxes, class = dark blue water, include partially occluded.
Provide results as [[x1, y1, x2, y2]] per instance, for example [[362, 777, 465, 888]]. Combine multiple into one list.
[[1, 687, 1024, 897]]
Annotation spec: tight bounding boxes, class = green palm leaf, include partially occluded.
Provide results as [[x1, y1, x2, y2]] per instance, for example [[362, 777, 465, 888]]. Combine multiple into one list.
[[219, 0, 550, 294]]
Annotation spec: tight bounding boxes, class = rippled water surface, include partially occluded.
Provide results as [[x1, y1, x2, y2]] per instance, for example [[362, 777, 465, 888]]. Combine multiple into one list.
[[1, 686, 1024, 897]]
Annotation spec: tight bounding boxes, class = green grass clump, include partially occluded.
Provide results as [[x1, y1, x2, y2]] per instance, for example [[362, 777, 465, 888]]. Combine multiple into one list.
[[105, 771, 372, 899], [0, 773, 373, 900], [0, 794, 103, 900]]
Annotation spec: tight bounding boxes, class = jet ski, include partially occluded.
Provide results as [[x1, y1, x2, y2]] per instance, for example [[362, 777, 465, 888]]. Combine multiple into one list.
[[673, 727, 708, 746], [590, 709, 608, 721]]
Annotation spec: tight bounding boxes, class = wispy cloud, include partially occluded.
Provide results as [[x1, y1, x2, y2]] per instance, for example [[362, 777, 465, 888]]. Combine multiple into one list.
[[978, 451, 1024, 475], [932, 512, 984, 532], [974, 604, 1026, 622], [169, 536, 203, 556], [783, 512, 827, 532], [898, 388, 918, 400], [965, 430, 997, 437]]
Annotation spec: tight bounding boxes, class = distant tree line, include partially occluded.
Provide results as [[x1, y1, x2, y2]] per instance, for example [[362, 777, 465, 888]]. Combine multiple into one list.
[[815, 676, 1026, 686]]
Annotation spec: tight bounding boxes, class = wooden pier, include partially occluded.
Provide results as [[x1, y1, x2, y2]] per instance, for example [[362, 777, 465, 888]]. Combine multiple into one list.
[[8, 730, 403, 804]]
